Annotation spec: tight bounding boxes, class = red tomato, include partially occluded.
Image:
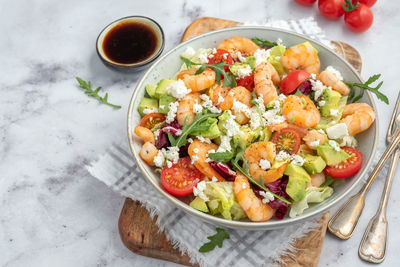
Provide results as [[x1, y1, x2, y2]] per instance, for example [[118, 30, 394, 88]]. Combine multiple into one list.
[[280, 70, 311, 95], [358, 0, 376, 7], [236, 73, 255, 91], [140, 113, 166, 129], [295, 0, 317, 5], [161, 158, 202, 197], [207, 49, 234, 74], [324, 147, 363, 178], [318, 0, 346, 19], [344, 4, 373, 33], [272, 128, 302, 154]]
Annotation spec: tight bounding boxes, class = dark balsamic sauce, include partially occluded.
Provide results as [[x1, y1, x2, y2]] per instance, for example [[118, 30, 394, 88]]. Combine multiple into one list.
[[103, 22, 157, 64]]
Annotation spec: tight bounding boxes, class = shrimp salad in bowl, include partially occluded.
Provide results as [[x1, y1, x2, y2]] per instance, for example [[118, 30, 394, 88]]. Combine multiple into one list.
[[133, 36, 376, 222]]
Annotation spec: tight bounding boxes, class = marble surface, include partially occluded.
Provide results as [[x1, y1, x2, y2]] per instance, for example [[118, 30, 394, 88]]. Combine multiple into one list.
[[1, 0, 400, 266]]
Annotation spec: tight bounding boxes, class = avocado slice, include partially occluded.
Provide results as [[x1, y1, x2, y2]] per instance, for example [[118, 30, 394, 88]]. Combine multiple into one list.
[[286, 176, 308, 202], [317, 143, 350, 166], [259, 128, 272, 141], [320, 89, 342, 117], [137, 97, 158, 117], [283, 164, 311, 182], [191, 117, 221, 139], [303, 154, 327, 174], [145, 84, 157, 99], [190, 196, 209, 213], [267, 44, 287, 76], [158, 94, 176, 114], [229, 62, 251, 76], [155, 79, 175, 99], [233, 127, 260, 150]]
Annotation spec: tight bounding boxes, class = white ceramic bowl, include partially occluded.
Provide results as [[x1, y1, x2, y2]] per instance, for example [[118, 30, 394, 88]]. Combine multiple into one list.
[[127, 27, 378, 230]]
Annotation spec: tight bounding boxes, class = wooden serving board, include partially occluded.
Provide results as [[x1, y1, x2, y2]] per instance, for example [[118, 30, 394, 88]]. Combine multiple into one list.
[[119, 17, 362, 267]]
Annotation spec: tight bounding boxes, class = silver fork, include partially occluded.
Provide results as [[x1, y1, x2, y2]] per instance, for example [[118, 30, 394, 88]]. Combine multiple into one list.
[[328, 92, 400, 239], [358, 93, 400, 263]]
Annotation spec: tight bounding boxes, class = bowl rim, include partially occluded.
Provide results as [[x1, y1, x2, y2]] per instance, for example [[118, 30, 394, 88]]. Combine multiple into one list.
[[96, 15, 165, 69], [127, 26, 379, 230]]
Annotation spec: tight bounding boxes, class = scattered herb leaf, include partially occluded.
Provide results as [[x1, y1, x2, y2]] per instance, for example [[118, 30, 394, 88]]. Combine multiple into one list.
[[75, 77, 121, 109], [345, 74, 388, 104], [208, 150, 235, 163], [231, 151, 291, 205], [199, 228, 230, 253], [251, 37, 278, 48]]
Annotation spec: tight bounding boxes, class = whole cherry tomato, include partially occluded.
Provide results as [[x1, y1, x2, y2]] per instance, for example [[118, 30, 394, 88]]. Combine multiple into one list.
[[294, 0, 317, 5], [318, 0, 346, 19], [344, 3, 373, 33], [358, 0, 376, 7]]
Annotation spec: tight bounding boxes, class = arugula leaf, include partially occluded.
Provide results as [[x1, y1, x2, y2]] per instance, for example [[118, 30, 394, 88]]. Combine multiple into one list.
[[180, 57, 237, 88], [76, 77, 121, 109], [345, 74, 388, 104], [199, 228, 230, 253], [251, 37, 277, 47], [174, 112, 220, 148], [231, 151, 291, 205], [208, 150, 235, 163]]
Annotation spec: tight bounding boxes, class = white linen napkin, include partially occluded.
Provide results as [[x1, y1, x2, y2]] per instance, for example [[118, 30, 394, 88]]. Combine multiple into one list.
[[86, 18, 339, 267]]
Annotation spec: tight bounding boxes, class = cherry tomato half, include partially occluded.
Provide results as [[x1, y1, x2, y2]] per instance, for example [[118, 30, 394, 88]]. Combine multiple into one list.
[[161, 158, 203, 197], [295, 0, 317, 5], [207, 49, 234, 73], [272, 128, 302, 154], [318, 0, 346, 19], [140, 113, 166, 129], [344, 4, 373, 33], [236, 73, 255, 92], [280, 70, 311, 95], [324, 146, 363, 178]]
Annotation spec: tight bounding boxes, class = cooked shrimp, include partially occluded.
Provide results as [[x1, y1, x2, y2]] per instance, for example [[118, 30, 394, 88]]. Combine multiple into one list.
[[303, 129, 327, 150], [176, 69, 216, 92], [177, 92, 201, 126], [212, 85, 252, 124], [340, 103, 375, 135], [319, 69, 350, 95], [281, 43, 320, 74], [267, 122, 289, 132], [243, 141, 288, 184], [134, 126, 155, 144], [254, 62, 279, 104], [282, 95, 321, 128], [188, 139, 225, 181], [217, 36, 260, 56], [233, 174, 275, 222], [310, 172, 326, 187], [139, 142, 158, 166]]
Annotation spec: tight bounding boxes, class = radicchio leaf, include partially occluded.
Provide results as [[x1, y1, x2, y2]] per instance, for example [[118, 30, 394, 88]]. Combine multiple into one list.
[[298, 80, 312, 95], [210, 161, 236, 181], [156, 121, 182, 149]]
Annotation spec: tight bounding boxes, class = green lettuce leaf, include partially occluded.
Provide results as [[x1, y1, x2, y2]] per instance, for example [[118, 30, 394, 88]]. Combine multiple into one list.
[[289, 186, 333, 218]]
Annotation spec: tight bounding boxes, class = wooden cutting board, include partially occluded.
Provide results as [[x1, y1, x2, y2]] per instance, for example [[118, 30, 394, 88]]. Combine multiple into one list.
[[118, 17, 362, 267]]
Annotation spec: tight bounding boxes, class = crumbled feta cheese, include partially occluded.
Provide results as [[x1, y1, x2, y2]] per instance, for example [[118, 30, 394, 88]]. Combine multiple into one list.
[[153, 129, 160, 142], [250, 106, 263, 130], [142, 108, 159, 114], [291, 154, 305, 166], [166, 161, 172, 168], [193, 148, 199, 154], [159, 105, 165, 110], [242, 183, 247, 189], [254, 49, 271, 67], [259, 191, 274, 204], [326, 66, 343, 81], [166, 79, 191, 100], [217, 93, 224, 105], [309, 140, 320, 148], [197, 52, 209, 64], [191, 155, 199, 164], [180, 46, 196, 59], [318, 129, 325, 134], [197, 136, 211, 144], [232, 100, 252, 118], [208, 54, 214, 59], [318, 100, 326, 107], [259, 159, 271, 170], [217, 136, 232, 153], [278, 93, 287, 103], [223, 111, 242, 137], [326, 123, 349, 139], [200, 94, 222, 113], [212, 48, 217, 54], [222, 53, 229, 60], [205, 157, 212, 163], [193, 103, 203, 114], [188, 138, 194, 143], [237, 65, 252, 78], [166, 102, 179, 123], [193, 181, 209, 202], [330, 109, 339, 117], [164, 146, 180, 164], [276, 38, 283, 46], [153, 150, 165, 167], [229, 90, 235, 96], [236, 51, 247, 62], [276, 151, 291, 161], [328, 140, 341, 151], [310, 79, 327, 101], [339, 135, 358, 147], [211, 176, 218, 182]]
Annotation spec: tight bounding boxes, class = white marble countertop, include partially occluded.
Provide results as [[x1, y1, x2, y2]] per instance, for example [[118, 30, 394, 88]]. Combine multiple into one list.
[[2, 0, 400, 266]]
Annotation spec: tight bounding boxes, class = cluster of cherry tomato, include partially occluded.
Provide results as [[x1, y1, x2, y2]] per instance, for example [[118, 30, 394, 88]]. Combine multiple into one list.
[[295, 0, 376, 33]]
